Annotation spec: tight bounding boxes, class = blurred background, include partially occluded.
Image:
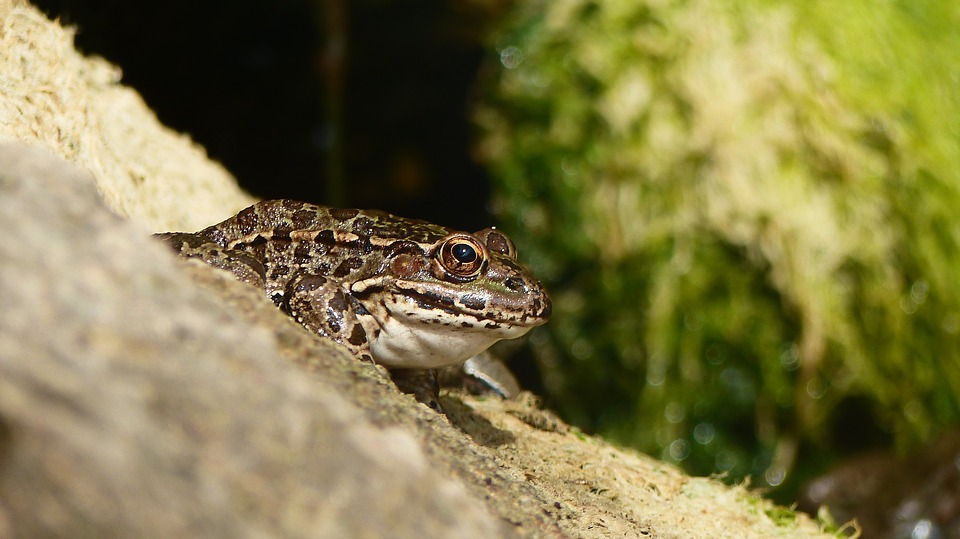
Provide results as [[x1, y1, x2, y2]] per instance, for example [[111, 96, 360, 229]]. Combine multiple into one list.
[[33, 1, 960, 536]]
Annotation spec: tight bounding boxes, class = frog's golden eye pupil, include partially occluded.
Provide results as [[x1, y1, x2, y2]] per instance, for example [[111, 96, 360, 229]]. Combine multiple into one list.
[[452, 243, 477, 264]]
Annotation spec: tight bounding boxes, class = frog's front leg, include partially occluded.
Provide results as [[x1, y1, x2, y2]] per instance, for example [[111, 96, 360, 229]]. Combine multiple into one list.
[[283, 272, 374, 363], [431, 352, 521, 402], [285, 272, 444, 410]]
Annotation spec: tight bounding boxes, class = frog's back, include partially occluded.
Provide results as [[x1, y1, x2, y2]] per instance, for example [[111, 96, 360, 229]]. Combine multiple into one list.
[[197, 199, 455, 296], [200, 200, 452, 246]]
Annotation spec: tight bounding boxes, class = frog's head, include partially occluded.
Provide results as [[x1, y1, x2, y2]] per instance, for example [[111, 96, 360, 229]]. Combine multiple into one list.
[[352, 228, 551, 368]]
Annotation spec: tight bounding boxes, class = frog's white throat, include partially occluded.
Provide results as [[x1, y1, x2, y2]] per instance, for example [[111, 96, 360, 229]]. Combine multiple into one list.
[[356, 296, 533, 369]]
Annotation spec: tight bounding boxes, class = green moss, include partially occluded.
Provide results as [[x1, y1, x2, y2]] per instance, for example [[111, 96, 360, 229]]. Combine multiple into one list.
[[476, 0, 960, 489]]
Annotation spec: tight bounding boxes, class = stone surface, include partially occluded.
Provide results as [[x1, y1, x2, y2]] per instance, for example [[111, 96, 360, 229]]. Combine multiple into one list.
[[0, 144, 506, 538]]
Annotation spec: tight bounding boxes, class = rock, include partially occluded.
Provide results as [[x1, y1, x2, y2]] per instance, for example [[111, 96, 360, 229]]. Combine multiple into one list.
[[0, 143, 507, 538], [0, 0, 252, 231]]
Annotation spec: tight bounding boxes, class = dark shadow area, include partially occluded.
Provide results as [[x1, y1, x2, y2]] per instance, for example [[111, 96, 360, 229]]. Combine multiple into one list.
[[32, 0, 503, 231], [440, 395, 516, 447]]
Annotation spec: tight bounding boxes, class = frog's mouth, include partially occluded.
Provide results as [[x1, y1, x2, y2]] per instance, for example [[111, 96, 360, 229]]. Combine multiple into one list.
[[391, 280, 551, 329], [351, 278, 549, 369]]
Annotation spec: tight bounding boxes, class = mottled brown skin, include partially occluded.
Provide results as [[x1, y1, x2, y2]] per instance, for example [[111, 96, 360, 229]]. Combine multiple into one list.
[[156, 199, 551, 406]]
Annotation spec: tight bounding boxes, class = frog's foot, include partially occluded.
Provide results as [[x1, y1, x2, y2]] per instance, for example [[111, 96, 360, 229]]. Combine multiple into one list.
[[435, 352, 521, 399], [155, 232, 265, 288], [389, 368, 442, 412], [283, 273, 374, 363], [462, 353, 521, 399]]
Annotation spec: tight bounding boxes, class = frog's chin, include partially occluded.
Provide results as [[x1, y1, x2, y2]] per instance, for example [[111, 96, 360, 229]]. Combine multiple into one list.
[[358, 298, 532, 369], [366, 321, 530, 369]]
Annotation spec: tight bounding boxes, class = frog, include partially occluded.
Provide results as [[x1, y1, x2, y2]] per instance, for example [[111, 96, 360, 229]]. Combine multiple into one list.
[[155, 199, 551, 406]]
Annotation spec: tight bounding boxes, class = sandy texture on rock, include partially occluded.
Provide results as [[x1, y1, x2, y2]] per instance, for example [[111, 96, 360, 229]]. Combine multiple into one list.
[[454, 395, 846, 538], [0, 143, 508, 538], [0, 2, 846, 538], [0, 0, 253, 231]]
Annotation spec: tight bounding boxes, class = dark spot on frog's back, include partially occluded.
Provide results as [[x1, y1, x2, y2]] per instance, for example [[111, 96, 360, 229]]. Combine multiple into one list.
[[270, 227, 291, 241], [330, 208, 360, 221], [333, 257, 364, 278], [291, 209, 317, 229], [278, 199, 306, 211], [269, 263, 291, 280], [294, 242, 315, 264], [352, 216, 374, 236], [314, 229, 336, 246], [236, 206, 260, 236]]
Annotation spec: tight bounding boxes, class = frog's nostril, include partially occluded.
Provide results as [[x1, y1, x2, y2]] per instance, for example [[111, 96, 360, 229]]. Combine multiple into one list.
[[504, 277, 525, 292]]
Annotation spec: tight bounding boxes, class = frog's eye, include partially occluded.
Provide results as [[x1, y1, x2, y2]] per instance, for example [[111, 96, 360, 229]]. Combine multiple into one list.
[[475, 228, 517, 260], [437, 234, 486, 279]]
